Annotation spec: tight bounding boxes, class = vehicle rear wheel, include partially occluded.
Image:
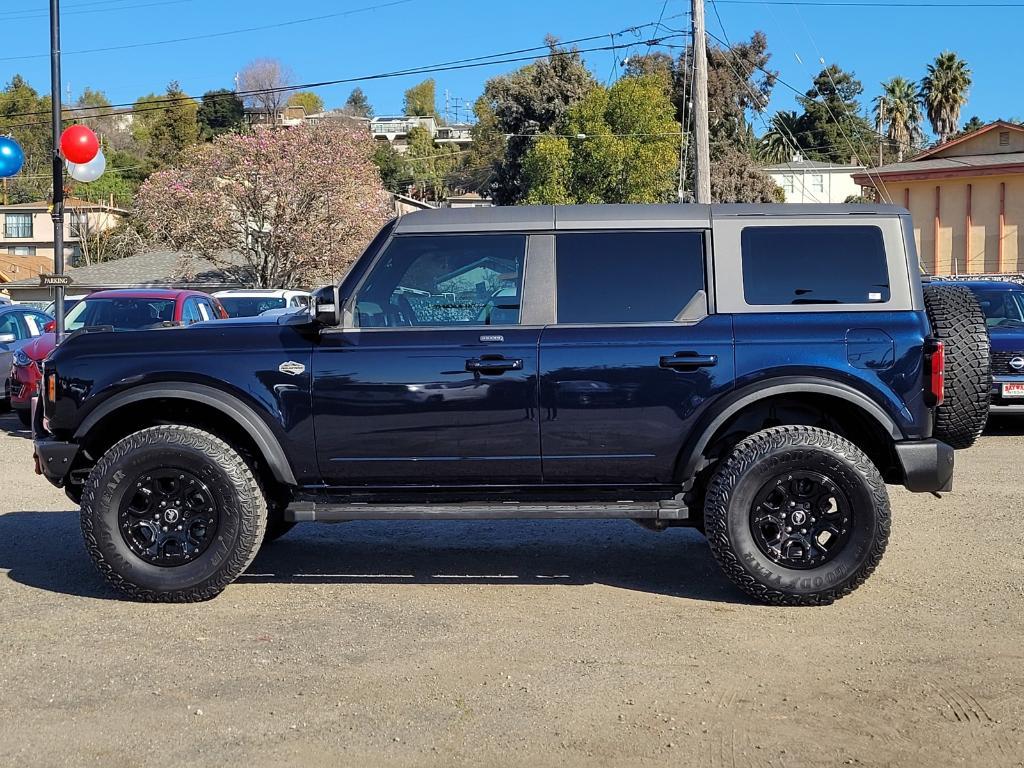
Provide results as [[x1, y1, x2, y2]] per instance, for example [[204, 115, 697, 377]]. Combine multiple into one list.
[[923, 283, 990, 448], [704, 425, 890, 606], [80, 425, 267, 602]]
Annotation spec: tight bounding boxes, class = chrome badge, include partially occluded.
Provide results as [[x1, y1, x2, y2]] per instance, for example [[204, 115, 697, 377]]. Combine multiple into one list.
[[279, 361, 306, 376], [1011, 357, 1024, 371]]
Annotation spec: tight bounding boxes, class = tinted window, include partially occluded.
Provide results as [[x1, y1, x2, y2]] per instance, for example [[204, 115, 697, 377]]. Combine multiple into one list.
[[66, 298, 177, 331], [555, 231, 705, 324], [741, 226, 890, 305], [356, 234, 526, 328], [219, 297, 287, 317], [971, 288, 1024, 328]]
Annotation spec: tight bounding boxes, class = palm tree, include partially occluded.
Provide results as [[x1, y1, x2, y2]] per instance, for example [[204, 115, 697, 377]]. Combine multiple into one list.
[[874, 77, 923, 161], [920, 52, 972, 145], [758, 111, 801, 163]]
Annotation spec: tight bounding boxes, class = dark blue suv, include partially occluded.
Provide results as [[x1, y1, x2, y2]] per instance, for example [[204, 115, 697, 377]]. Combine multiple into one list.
[[31, 204, 990, 605], [956, 280, 1024, 412]]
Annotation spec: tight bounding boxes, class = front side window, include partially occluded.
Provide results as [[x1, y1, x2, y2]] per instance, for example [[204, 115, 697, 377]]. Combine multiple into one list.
[[4, 213, 33, 239], [219, 296, 287, 317], [66, 298, 178, 331], [972, 289, 1024, 328], [355, 234, 526, 328], [180, 299, 201, 324], [555, 231, 705, 324], [741, 226, 890, 305], [0, 312, 24, 341]]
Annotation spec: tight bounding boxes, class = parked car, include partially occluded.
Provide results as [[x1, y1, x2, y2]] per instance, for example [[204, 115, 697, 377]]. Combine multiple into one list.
[[43, 294, 88, 318], [956, 280, 1024, 413], [0, 304, 53, 416], [10, 289, 226, 425], [213, 289, 311, 318], [32, 204, 990, 605]]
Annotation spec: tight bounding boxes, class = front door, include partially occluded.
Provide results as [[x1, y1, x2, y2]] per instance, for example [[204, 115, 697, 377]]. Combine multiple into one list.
[[313, 231, 542, 486], [539, 230, 735, 485]]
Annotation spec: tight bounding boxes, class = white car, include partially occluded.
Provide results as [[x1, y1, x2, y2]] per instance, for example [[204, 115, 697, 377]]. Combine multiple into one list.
[[213, 289, 312, 318]]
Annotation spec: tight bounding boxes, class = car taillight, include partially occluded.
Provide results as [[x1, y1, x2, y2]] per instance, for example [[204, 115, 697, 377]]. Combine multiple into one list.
[[926, 340, 945, 407]]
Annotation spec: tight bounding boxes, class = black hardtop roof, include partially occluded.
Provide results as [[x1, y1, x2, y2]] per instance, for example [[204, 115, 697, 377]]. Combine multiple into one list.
[[393, 203, 907, 233]]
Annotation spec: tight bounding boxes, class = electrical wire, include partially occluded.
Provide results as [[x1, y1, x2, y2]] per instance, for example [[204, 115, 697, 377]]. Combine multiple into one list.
[[0, 0, 195, 21]]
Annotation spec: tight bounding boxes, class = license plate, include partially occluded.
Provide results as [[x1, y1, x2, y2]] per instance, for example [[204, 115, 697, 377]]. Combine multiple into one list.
[[1002, 383, 1024, 398]]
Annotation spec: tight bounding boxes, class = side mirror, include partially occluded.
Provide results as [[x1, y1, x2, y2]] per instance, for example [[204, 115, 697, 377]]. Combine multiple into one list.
[[0, 332, 15, 345], [313, 284, 341, 327]]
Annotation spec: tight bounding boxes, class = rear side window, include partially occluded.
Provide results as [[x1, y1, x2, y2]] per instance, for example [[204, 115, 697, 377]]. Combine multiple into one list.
[[741, 226, 890, 305], [555, 231, 705, 324]]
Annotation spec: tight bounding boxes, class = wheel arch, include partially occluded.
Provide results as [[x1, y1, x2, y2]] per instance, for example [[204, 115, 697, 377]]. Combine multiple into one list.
[[74, 382, 297, 486], [679, 377, 905, 482]]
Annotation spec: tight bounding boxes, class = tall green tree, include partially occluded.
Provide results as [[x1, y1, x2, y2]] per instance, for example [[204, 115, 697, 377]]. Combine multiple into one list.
[[403, 125, 460, 200], [145, 82, 199, 170], [793, 65, 876, 164], [344, 87, 373, 118], [197, 89, 244, 141], [758, 110, 800, 163], [287, 91, 324, 115], [920, 52, 971, 145], [874, 76, 922, 161], [403, 79, 437, 117], [955, 115, 985, 138], [473, 37, 596, 205], [0, 75, 52, 201], [372, 141, 405, 192]]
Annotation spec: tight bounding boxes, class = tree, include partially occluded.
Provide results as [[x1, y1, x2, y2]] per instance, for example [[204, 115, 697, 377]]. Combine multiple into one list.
[[238, 58, 294, 120], [130, 92, 165, 148], [403, 125, 460, 200], [0, 75, 53, 201], [344, 87, 373, 118], [954, 115, 986, 138], [874, 77, 923, 162], [197, 89, 244, 140], [134, 124, 392, 288], [920, 52, 972, 145], [709, 144, 784, 202], [287, 91, 324, 115], [145, 82, 199, 170], [758, 110, 800, 163], [793, 65, 876, 164], [473, 37, 596, 204], [372, 141, 406, 192], [403, 79, 437, 117]]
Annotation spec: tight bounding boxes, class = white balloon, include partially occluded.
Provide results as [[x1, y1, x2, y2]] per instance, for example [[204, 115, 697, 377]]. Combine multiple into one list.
[[67, 150, 106, 183]]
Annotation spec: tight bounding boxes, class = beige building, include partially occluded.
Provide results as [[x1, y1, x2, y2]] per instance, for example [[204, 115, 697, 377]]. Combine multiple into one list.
[[763, 155, 866, 203], [854, 121, 1024, 275], [0, 197, 127, 265]]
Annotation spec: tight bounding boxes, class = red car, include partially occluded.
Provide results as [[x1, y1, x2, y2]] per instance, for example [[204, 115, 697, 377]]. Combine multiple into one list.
[[9, 289, 227, 425]]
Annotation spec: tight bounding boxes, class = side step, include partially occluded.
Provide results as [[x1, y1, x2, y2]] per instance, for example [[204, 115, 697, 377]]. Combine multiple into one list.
[[285, 500, 689, 522]]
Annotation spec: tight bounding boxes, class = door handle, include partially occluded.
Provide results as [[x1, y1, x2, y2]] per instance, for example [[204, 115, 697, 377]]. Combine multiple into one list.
[[465, 356, 523, 374], [659, 353, 718, 370]]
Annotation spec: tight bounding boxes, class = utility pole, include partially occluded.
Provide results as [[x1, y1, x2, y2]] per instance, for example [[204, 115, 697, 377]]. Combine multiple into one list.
[[49, 0, 66, 343], [691, 0, 711, 204]]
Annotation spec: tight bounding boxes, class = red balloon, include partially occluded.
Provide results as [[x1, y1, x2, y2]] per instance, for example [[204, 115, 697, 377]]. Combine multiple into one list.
[[60, 125, 99, 165]]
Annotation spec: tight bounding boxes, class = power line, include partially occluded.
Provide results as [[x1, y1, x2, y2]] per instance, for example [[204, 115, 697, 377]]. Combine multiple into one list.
[[0, 0, 196, 21], [709, 0, 1024, 6]]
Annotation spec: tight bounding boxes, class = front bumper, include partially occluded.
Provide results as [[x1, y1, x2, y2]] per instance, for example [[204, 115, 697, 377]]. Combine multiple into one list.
[[990, 377, 1024, 413], [895, 439, 954, 493], [32, 398, 79, 487]]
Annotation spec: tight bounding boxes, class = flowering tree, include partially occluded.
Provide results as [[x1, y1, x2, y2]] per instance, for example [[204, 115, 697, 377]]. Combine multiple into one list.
[[134, 124, 393, 288]]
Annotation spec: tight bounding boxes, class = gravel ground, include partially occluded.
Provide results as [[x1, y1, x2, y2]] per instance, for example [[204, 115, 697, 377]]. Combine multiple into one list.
[[0, 410, 1022, 767]]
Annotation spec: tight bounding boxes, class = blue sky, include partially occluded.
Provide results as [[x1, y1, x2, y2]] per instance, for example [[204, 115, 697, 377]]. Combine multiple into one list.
[[0, 0, 1017, 139]]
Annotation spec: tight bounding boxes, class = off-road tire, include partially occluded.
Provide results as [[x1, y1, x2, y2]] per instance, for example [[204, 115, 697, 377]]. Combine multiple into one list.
[[923, 283, 990, 449], [80, 425, 267, 602], [704, 426, 891, 606]]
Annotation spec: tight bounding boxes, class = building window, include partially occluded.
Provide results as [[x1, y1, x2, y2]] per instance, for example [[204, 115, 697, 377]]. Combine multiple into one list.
[[11, 246, 36, 256], [811, 174, 825, 193], [4, 213, 33, 238], [68, 210, 90, 237], [999, 131, 1010, 146], [781, 174, 794, 193]]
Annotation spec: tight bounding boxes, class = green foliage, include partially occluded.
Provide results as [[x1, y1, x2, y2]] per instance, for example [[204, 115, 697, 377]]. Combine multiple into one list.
[[874, 76, 923, 161], [287, 91, 324, 115], [921, 52, 972, 144], [403, 125, 460, 200], [144, 82, 200, 170], [197, 89, 244, 141], [793, 65, 876, 164], [0, 75, 53, 201], [344, 87, 373, 118], [710, 143, 784, 203], [520, 76, 680, 204], [130, 92, 165, 148], [372, 141, 406, 192], [758, 110, 799, 163], [956, 115, 985, 137], [403, 79, 437, 117]]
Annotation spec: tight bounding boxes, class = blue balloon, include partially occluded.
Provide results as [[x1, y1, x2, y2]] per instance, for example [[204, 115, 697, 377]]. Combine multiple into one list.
[[0, 136, 25, 178]]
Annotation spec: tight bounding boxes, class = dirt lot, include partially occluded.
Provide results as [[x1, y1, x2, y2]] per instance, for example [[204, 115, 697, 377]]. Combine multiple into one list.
[[0, 411, 1021, 767]]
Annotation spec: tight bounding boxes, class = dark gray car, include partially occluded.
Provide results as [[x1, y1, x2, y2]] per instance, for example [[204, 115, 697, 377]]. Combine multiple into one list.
[[0, 305, 52, 411]]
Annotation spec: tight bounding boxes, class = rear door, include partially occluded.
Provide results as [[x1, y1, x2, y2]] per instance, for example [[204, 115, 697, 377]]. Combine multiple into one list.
[[538, 230, 735, 485], [313, 231, 544, 486]]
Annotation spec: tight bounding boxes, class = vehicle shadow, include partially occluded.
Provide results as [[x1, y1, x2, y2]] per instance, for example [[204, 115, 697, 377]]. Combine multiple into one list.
[[983, 413, 1024, 436], [0, 411, 31, 440], [0, 511, 751, 604]]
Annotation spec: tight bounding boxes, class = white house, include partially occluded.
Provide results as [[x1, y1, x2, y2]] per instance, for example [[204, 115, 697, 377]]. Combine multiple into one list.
[[762, 154, 867, 203]]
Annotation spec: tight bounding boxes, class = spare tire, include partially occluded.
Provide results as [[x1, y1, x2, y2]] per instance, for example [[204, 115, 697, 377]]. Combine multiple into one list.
[[923, 283, 990, 449]]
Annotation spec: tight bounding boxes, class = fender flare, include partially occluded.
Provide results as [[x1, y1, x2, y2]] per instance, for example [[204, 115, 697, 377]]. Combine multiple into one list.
[[679, 376, 904, 479], [74, 382, 297, 486]]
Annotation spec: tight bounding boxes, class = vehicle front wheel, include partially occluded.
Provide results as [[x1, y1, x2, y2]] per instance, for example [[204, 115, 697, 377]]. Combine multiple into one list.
[[16, 408, 31, 427], [704, 425, 890, 606], [81, 425, 267, 602]]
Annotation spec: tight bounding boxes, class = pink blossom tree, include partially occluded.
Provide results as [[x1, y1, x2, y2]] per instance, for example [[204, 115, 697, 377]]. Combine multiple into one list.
[[134, 124, 393, 288]]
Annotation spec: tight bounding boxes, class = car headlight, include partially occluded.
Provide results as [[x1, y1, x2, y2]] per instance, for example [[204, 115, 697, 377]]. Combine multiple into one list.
[[12, 350, 31, 367]]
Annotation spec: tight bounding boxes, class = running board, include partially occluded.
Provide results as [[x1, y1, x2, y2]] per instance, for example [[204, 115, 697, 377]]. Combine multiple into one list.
[[285, 500, 689, 522]]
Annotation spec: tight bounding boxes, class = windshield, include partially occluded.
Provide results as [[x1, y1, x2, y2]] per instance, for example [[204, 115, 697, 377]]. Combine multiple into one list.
[[219, 297, 287, 317], [65, 298, 177, 331], [972, 289, 1024, 328]]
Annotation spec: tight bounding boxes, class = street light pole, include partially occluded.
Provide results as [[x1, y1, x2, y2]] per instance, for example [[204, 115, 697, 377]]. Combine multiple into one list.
[[49, 0, 65, 343], [691, 0, 711, 204]]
